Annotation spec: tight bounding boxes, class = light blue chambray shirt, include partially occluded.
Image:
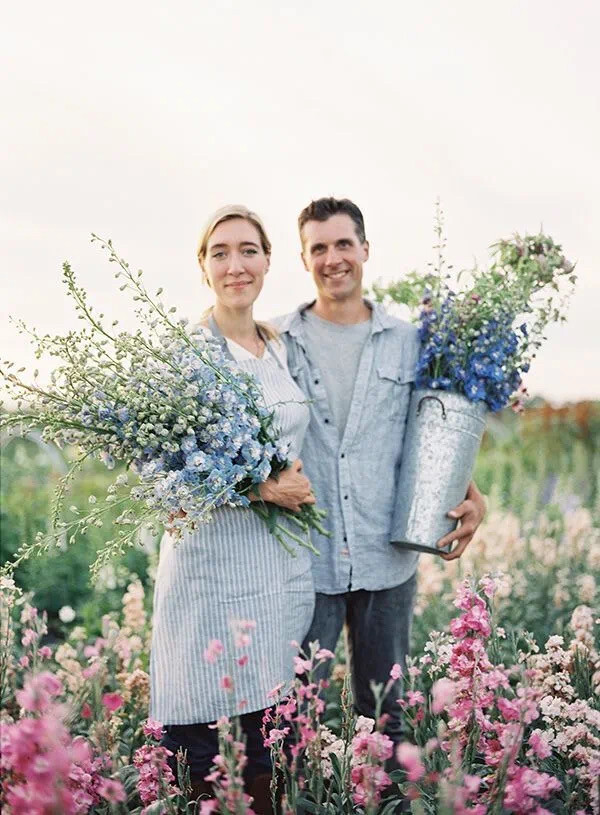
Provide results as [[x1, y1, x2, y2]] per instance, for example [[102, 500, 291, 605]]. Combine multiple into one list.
[[276, 301, 421, 595]]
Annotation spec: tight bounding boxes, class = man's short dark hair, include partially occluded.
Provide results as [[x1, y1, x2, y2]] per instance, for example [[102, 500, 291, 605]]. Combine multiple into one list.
[[298, 197, 366, 245]]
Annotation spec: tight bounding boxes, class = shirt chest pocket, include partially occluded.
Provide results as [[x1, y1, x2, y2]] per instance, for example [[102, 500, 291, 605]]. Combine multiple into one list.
[[374, 364, 414, 423]]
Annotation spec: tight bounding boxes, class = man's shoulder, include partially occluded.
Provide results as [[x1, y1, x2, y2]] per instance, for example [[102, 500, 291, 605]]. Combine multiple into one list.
[[373, 305, 419, 341], [270, 311, 294, 333]]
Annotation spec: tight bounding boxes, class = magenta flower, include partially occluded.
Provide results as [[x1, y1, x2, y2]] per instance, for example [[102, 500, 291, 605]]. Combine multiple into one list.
[[98, 777, 126, 803], [220, 675, 234, 692], [101, 692, 124, 712]]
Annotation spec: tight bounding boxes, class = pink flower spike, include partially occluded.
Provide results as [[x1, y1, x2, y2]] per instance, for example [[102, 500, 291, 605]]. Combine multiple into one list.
[[19, 655, 29, 668], [315, 648, 335, 661], [38, 646, 52, 660], [200, 801, 219, 814], [203, 639, 224, 663], [21, 629, 38, 647], [143, 719, 164, 740], [102, 692, 124, 712], [293, 656, 313, 675], [81, 702, 93, 719], [98, 778, 126, 803], [390, 663, 403, 681], [268, 682, 285, 698], [396, 742, 425, 782], [82, 661, 101, 679], [237, 655, 249, 667], [220, 675, 234, 692], [431, 677, 456, 714]]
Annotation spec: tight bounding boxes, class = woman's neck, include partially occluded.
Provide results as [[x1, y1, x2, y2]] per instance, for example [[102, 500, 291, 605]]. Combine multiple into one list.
[[211, 303, 258, 344]]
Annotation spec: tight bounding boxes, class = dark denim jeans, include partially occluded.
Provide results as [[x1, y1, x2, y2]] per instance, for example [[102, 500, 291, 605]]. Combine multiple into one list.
[[302, 573, 417, 747], [161, 708, 272, 784]]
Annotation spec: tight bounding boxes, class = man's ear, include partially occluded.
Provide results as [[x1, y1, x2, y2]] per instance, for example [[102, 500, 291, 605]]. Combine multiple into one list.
[[301, 251, 310, 272], [362, 240, 370, 262]]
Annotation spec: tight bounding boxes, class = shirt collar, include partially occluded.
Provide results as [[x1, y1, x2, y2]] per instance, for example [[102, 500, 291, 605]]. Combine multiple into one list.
[[279, 298, 396, 345]]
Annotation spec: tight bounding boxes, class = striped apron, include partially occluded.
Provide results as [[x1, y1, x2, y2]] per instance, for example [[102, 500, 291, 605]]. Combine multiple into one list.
[[150, 331, 315, 724]]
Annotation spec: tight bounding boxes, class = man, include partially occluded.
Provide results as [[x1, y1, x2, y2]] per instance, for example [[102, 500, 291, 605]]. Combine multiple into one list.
[[277, 197, 486, 750]]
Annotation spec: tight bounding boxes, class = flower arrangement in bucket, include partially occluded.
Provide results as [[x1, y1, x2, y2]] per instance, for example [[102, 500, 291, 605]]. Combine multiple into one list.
[[374, 206, 577, 555], [0, 238, 327, 578]]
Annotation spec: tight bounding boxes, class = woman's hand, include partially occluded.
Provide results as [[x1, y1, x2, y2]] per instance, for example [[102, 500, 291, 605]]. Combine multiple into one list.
[[255, 459, 315, 513]]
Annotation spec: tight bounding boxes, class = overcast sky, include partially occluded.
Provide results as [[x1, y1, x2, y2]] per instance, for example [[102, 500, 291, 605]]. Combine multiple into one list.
[[2, 0, 599, 403]]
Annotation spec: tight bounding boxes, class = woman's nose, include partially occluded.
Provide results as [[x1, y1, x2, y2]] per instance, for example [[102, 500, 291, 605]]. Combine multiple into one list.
[[227, 252, 245, 275]]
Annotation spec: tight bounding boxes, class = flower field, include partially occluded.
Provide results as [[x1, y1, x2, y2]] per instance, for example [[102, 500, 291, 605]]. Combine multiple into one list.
[[1, 409, 599, 813]]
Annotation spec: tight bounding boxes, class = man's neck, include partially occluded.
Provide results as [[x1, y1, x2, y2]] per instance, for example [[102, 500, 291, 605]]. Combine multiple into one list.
[[310, 295, 371, 325]]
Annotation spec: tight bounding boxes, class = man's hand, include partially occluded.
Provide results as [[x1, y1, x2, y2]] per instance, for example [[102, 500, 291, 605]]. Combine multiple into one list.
[[436, 480, 486, 561]]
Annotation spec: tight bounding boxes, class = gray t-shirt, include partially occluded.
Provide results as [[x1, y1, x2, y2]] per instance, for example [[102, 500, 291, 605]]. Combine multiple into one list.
[[303, 309, 371, 438]]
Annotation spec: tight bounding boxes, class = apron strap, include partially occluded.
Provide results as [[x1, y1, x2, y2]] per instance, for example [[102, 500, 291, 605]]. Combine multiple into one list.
[[208, 313, 285, 369]]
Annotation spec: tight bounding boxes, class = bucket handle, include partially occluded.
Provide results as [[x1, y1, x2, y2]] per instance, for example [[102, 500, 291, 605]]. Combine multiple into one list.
[[416, 394, 447, 420]]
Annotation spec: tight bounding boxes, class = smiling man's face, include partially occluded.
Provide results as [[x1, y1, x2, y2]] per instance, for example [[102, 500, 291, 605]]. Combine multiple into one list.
[[300, 213, 369, 304]]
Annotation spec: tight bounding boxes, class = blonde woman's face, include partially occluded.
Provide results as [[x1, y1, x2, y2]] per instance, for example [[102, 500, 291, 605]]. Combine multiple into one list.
[[204, 218, 269, 309]]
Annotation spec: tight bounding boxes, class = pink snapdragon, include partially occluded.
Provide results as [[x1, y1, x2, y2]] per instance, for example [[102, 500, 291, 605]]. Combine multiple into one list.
[[431, 677, 456, 714], [503, 765, 562, 812], [133, 744, 179, 806], [143, 718, 165, 741], [97, 777, 126, 803], [15, 671, 63, 713], [396, 742, 425, 782]]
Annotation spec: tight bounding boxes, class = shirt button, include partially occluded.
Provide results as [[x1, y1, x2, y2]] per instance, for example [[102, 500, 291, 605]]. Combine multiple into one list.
[[344, 495, 348, 500], [324, 418, 330, 424], [343, 536, 347, 542], [340, 453, 345, 459], [314, 379, 320, 385]]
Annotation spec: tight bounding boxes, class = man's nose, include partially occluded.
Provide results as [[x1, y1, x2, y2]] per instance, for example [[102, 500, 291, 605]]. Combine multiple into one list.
[[325, 246, 341, 266]]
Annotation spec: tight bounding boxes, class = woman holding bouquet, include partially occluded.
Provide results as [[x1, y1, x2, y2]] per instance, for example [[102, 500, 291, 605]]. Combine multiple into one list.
[[151, 205, 314, 808]]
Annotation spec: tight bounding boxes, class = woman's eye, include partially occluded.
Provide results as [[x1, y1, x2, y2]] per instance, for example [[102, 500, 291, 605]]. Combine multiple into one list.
[[243, 248, 258, 256], [212, 251, 225, 259]]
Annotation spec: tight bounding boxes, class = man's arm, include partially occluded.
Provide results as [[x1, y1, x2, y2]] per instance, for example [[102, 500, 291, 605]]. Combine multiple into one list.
[[436, 480, 486, 561]]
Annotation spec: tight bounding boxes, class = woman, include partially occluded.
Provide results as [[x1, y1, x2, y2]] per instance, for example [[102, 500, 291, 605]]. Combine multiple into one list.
[[150, 205, 315, 808]]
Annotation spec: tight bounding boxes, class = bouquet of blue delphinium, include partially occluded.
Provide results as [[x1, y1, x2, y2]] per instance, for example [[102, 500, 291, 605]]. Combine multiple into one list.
[[372, 206, 576, 412], [1, 237, 327, 576]]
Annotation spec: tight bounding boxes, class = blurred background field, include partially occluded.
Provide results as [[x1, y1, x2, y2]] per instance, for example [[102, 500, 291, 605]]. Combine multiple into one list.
[[2, 399, 599, 647]]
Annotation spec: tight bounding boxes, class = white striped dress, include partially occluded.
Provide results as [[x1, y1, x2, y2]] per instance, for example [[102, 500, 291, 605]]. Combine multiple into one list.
[[150, 335, 315, 724]]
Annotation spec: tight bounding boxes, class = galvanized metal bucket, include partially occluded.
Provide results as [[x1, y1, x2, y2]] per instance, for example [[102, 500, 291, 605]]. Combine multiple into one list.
[[390, 389, 487, 555]]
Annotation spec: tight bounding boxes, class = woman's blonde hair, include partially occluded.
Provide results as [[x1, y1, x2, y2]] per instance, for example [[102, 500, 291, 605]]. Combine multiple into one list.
[[197, 204, 278, 342]]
